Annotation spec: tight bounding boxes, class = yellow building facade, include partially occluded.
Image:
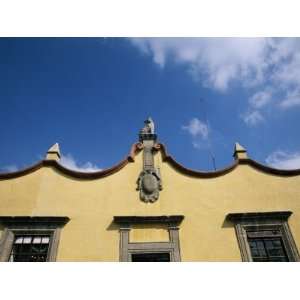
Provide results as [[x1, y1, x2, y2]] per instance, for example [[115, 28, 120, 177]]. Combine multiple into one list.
[[0, 119, 300, 262]]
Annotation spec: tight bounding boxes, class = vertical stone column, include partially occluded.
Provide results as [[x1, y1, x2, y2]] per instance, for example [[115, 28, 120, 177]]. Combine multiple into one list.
[[137, 118, 162, 203], [169, 226, 181, 262], [143, 140, 155, 171], [119, 226, 130, 262]]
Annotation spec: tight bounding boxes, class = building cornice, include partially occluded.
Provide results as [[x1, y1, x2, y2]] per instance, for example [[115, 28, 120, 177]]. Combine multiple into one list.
[[226, 211, 292, 223], [0, 216, 70, 227], [1, 142, 300, 180], [114, 215, 184, 225], [156, 143, 300, 177]]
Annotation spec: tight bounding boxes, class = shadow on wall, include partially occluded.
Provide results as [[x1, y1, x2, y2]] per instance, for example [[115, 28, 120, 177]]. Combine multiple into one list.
[[106, 221, 170, 231], [106, 221, 119, 231], [221, 218, 234, 229]]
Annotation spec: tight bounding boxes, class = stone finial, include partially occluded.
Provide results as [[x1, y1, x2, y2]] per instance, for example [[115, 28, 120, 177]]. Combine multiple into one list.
[[45, 143, 61, 161], [140, 117, 155, 134], [233, 142, 248, 159], [139, 117, 157, 142]]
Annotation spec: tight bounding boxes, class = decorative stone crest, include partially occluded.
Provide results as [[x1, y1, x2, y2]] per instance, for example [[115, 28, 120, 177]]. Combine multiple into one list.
[[137, 169, 162, 202], [137, 118, 162, 203]]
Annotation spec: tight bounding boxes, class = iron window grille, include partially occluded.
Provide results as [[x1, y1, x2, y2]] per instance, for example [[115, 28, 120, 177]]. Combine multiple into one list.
[[248, 236, 288, 262], [227, 211, 300, 262], [0, 217, 69, 262], [9, 233, 52, 262]]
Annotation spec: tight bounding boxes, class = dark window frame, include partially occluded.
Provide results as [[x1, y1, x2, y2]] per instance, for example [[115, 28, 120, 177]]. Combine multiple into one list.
[[248, 235, 288, 262], [131, 252, 171, 262], [0, 217, 69, 262], [227, 211, 300, 262], [9, 231, 53, 262]]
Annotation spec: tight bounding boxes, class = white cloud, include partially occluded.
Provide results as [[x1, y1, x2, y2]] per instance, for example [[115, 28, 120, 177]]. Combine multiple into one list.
[[249, 89, 272, 109], [266, 150, 300, 170], [270, 39, 300, 87], [279, 88, 300, 109], [60, 154, 101, 172], [0, 156, 102, 173], [242, 88, 272, 126], [191, 140, 209, 150], [241, 110, 264, 127], [131, 38, 300, 92], [131, 38, 300, 126], [130, 38, 269, 92], [182, 118, 210, 149], [0, 164, 18, 172], [182, 118, 209, 139]]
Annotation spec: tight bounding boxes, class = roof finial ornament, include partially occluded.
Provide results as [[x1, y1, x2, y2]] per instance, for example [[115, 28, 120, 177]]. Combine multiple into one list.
[[45, 143, 61, 161], [233, 142, 248, 160], [139, 117, 157, 142], [140, 117, 155, 134]]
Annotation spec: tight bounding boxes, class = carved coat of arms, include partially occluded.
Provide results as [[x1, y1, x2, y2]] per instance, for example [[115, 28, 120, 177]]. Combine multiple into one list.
[[137, 169, 162, 203]]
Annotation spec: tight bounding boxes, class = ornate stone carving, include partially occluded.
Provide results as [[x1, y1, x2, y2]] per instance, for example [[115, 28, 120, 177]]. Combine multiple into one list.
[[137, 169, 162, 202], [140, 117, 155, 134], [137, 118, 162, 203]]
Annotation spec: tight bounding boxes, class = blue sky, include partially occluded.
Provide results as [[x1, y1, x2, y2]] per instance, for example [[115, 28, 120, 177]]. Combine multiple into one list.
[[1, 37, 300, 172]]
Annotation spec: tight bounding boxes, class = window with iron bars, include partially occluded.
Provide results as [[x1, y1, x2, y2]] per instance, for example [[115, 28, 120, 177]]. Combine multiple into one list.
[[248, 235, 289, 262], [0, 217, 69, 262], [227, 211, 300, 262], [9, 234, 51, 262]]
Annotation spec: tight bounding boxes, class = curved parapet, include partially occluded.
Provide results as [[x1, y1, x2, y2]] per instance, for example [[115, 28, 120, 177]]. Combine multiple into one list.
[[155, 143, 238, 178], [155, 143, 300, 178], [0, 142, 143, 180], [1, 141, 300, 180]]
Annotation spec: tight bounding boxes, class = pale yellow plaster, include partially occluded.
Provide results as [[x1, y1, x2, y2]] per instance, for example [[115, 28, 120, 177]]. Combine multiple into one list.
[[45, 153, 60, 161], [1, 148, 300, 261], [130, 224, 169, 243]]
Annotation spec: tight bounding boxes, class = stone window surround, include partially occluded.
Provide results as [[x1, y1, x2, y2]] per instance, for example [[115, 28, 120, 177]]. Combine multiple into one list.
[[113, 215, 184, 262], [0, 216, 70, 262], [227, 211, 300, 262]]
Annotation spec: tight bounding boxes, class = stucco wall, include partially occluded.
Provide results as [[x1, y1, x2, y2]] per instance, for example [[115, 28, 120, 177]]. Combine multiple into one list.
[[0, 149, 300, 261]]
